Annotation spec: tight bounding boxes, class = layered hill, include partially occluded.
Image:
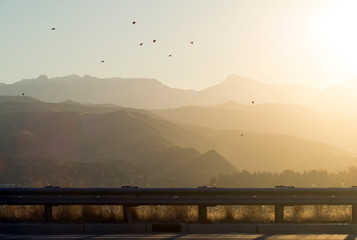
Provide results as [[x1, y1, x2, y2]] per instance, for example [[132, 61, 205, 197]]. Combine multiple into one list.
[[185, 125, 355, 172], [152, 102, 357, 155], [0, 98, 355, 185], [0, 96, 120, 113], [0, 101, 235, 187]]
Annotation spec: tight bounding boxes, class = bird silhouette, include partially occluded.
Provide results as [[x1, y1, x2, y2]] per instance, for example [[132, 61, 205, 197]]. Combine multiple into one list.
[[132, 21, 136, 24], [153, 40, 156, 43], [190, 41, 194, 45], [168, 54, 172, 57], [140, 43, 143, 46], [101, 60, 104, 63], [22, 93, 25, 96], [51, 28, 55, 30], [251, 101, 254, 104], [240, 133, 244, 136]]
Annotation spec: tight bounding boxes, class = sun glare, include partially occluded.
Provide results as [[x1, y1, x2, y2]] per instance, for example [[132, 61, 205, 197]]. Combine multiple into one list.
[[311, 1, 357, 76]]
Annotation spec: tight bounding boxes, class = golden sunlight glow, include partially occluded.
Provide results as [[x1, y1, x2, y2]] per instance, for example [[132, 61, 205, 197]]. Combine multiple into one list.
[[311, 1, 357, 75]]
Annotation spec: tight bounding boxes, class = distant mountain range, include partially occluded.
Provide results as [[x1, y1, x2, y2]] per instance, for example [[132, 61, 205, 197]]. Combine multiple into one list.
[[0, 97, 355, 188], [202, 75, 318, 106], [311, 78, 357, 116], [0, 74, 321, 109], [3, 74, 357, 116], [0, 75, 219, 109]]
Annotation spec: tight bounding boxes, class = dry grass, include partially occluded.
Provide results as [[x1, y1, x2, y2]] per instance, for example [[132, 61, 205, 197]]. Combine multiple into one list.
[[54, 205, 124, 223], [0, 205, 123, 223], [207, 205, 274, 223], [0, 205, 353, 223], [0, 205, 44, 222], [134, 205, 197, 223], [284, 205, 351, 223]]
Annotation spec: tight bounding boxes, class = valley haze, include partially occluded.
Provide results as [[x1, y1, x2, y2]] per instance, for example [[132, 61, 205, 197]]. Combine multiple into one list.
[[1, 74, 357, 188]]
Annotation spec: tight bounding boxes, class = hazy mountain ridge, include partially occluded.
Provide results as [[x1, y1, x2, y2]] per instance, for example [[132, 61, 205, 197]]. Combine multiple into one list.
[[2, 73, 357, 117], [311, 79, 357, 116], [0, 74, 321, 109], [5, 73, 356, 117], [0, 99, 121, 113], [0, 95, 41, 103], [200, 74, 319, 106], [0, 75, 222, 109]]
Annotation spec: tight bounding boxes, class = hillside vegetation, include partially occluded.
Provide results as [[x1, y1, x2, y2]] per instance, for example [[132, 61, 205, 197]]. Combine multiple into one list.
[[0, 97, 356, 187], [0, 98, 234, 187]]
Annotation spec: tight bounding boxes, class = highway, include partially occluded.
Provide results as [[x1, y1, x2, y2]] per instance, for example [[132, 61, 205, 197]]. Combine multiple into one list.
[[0, 234, 357, 240]]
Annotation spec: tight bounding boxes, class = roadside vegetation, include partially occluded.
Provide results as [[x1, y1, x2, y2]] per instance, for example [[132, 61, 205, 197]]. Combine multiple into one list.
[[209, 168, 357, 188], [0, 205, 352, 223], [1, 168, 357, 223]]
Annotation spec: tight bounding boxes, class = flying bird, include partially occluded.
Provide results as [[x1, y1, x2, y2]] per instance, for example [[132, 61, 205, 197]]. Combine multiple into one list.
[[51, 28, 55, 30], [168, 54, 172, 57], [101, 60, 104, 63], [132, 21, 136, 24], [251, 101, 254, 104], [22, 93, 25, 96], [240, 133, 244, 136], [153, 40, 156, 43], [190, 41, 194, 45], [140, 43, 143, 46]]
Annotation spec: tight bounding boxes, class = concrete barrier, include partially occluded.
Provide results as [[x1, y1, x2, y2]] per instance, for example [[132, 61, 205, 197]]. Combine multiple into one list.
[[151, 223, 181, 232], [84, 223, 147, 234], [257, 224, 357, 234], [0, 223, 84, 234], [2, 223, 357, 234], [187, 223, 257, 233]]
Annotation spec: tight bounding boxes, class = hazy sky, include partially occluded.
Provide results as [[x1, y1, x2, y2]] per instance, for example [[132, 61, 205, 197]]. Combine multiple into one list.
[[1, 0, 357, 90]]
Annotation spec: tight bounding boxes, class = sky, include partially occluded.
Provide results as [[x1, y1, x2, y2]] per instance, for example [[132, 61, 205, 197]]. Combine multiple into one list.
[[1, 0, 357, 90]]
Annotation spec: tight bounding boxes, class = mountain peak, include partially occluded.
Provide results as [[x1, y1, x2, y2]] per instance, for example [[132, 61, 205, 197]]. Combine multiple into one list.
[[68, 74, 81, 79], [225, 74, 243, 80], [36, 75, 49, 80], [200, 74, 319, 106], [224, 74, 260, 85], [61, 100, 81, 105]]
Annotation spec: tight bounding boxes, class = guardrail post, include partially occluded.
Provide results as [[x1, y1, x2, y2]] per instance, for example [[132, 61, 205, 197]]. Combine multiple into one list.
[[352, 204, 357, 223], [45, 205, 53, 222], [123, 205, 134, 223], [275, 204, 284, 223], [198, 205, 207, 223]]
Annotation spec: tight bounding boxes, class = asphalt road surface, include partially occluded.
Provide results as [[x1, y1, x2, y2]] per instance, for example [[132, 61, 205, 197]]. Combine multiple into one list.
[[1, 234, 357, 240]]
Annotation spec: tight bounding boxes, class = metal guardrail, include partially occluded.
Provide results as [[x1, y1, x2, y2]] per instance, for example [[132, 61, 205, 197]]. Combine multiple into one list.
[[2, 186, 357, 223]]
